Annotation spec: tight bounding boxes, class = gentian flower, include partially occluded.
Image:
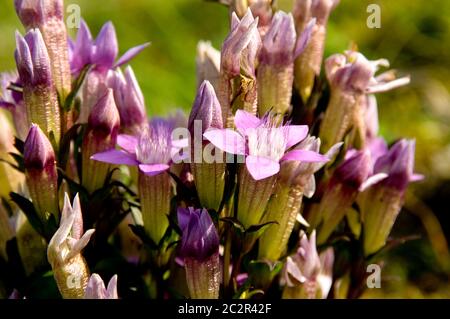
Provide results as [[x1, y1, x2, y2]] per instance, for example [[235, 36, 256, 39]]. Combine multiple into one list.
[[15, 29, 61, 143], [81, 89, 120, 193], [91, 119, 187, 244], [259, 137, 340, 261], [178, 207, 220, 299], [293, 0, 340, 102], [71, 20, 149, 123], [15, 0, 72, 103], [188, 81, 225, 211], [24, 124, 59, 223], [219, 9, 261, 126], [0, 72, 28, 140], [84, 274, 118, 299], [360, 139, 423, 256], [109, 66, 147, 135], [319, 51, 410, 151], [257, 11, 315, 116], [282, 231, 334, 299], [204, 109, 327, 229], [225, 0, 273, 37], [48, 193, 95, 299]]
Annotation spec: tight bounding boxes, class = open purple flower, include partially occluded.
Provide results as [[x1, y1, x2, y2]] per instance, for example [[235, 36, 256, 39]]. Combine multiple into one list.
[[91, 119, 187, 176], [203, 110, 327, 180], [69, 20, 150, 76]]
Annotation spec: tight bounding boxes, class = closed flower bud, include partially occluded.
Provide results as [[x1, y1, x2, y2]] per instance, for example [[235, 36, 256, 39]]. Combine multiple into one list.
[[293, 0, 339, 102], [188, 81, 225, 211], [109, 66, 147, 135], [258, 12, 314, 117], [82, 89, 120, 193], [178, 207, 220, 299], [48, 193, 95, 299], [15, 0, 72, 108], [15, 29, 61, 143], [282, 231, 334, 299], [24, 124, 59, 223], [84, 274, 118, 299], [361, 139, 423, 256], [219, 9, 261, 126]]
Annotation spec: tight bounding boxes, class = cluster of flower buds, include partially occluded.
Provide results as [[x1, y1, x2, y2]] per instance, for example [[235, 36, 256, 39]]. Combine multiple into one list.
[[0, 0, 423, 300]]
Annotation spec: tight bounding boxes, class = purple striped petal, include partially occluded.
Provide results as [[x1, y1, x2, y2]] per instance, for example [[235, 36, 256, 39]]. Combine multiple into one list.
[[234, 109, 261, 135], [246, 155, 280, 180], [281, 149, 329, 162], [138, 163, 170, 176], [203, 128, 246, 155], [285, 125, 308, 149], [294, 18, 316, 58], [91, 149, 138, 165], [93, 22, 118, 70], [117, 134, 137, 154], [359, 173, 388, 192], [114, 42, 150, 68]]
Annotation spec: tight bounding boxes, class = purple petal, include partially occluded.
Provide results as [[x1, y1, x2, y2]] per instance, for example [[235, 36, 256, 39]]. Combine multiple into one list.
[[91, 149, 138, 165], [410, 173, 424, 182], [234, 109, 261, 135], [359, 173, 388, 192], [203, 128, 246, 155], [138, 163, 170, 176], [281, 149, 329, 162], [285, 125, 309, 149], [245, 155, 280, 180], [294, 18, 316, 58], [114, 42, 150, 68], [117, 134, 137, 154], [93, 22, 118, 70], [177, 207, 191, 232]]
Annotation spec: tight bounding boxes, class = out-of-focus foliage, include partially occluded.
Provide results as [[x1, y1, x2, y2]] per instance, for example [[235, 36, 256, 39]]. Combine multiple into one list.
[[1, 0, 449, 298]]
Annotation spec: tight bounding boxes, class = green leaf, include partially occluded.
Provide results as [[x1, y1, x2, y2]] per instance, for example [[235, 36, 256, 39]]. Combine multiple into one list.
[[129, 224, 158, 250], [10, 192, 45, 238], [220, 217, 245, 235], [246, 220, 278, 237]]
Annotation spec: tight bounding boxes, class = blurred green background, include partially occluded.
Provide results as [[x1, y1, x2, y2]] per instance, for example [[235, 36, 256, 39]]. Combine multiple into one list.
[[1, 0, 450, 298]]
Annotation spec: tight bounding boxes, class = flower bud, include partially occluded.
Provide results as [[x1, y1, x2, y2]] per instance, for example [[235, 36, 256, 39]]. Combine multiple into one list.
[[319, 51, 409, 151], [293, 0, 339, 102], [24, 124, 59, 223], [15, 29, 61, 143], [361, 139, 423, 256], [188, 81, 225, 211], [219, 9, 261, 126], [110, 66, 147, 135], [226, 0, 273, 37], [48, 193, 95, 299], [315, 150, 373, 244], [84, 274, 118, 299], [178, 207, 220, 299], [282, 231, 334, 299], [0, 72, 28, 140], [257, 12, 314, 116], [82, 89, 120, 193], [196, 41, 221, 93], [15, 0, 72, 106]]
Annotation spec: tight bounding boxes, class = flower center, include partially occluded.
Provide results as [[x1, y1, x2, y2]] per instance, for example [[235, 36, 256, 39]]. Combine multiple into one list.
[[136, 123, 172, 164]]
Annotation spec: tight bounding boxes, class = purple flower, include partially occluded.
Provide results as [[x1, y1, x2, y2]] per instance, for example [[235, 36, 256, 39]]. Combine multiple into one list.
[[0, 72, 28, 140], [221, 9, 261, 78], [282, 231, 334, 299], [70, 20, 149, 76], [178, 207, 219, 261], [24, 124, 59, 223], [14, 0, 63, 29], [15, 28, 61, 142], [325, 51, 410, 95], [91, 119, 187, 176], [204, 110, 327, 180], [84, 274, 118, 299], [360, 139, 423, 255], [109, 66, 147, 135]]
